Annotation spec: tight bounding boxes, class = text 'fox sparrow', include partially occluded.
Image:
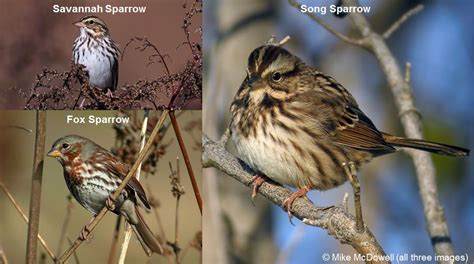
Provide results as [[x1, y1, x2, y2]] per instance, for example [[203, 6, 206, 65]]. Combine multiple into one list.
[[47, 135, 163, 255]]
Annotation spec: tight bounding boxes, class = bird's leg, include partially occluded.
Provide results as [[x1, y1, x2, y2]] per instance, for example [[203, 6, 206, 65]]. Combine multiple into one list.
[[282, 186, 311, 220], [250, 174, 268, 202], [343, 161, 364, 233]]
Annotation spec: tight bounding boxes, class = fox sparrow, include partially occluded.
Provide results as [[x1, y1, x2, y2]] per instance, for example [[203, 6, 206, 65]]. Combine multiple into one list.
[[47, 134, 163, 255]]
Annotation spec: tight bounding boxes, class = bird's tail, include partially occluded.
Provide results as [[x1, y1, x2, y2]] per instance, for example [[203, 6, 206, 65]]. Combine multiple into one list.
[[382, 133, 469, 157], [131, 207, 164, 256]]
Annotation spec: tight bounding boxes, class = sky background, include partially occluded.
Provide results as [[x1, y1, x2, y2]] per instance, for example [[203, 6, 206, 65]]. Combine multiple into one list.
[[203, 0, 473, 263]]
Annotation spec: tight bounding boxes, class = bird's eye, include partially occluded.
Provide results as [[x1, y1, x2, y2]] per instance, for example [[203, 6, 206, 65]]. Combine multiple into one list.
[[87, 20, 94, 25], [272, 72, 282, 82], [62, 143, 70, 149]]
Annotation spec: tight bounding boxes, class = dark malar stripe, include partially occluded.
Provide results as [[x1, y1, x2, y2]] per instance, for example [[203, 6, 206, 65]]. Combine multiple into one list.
[[261, 93, 281, 108]]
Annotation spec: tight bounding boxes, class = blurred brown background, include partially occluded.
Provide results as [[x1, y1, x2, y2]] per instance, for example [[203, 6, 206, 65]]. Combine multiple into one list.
[[0, 0, 201, 109], [0, 110, 202, 263]]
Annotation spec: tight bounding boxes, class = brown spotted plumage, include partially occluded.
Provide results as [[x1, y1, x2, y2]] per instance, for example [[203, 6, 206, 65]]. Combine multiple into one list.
[[230, 45, 469, 211], [47, 135, 162, 255]]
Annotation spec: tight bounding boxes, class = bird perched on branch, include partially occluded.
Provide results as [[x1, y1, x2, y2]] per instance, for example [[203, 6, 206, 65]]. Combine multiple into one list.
[[230, 45, 469, 223], [47, 135, 163, 255], [73, 16, 120, 96]]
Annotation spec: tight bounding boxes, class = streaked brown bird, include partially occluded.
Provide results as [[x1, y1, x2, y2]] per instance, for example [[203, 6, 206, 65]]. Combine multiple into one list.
[[47, 135, 163, 255], [230, 45, 469, 215], [73, 16, 120, 96]]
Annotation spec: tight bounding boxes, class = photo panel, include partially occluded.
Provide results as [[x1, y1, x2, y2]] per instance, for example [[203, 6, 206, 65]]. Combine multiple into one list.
[[0, 110, 202, 263], [0, 0, 202, 109], [202, 0, 472, 263]]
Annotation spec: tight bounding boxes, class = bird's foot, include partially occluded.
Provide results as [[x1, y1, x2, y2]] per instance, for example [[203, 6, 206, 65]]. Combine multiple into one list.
[[106, 196, 116, 211], [250, 174, 268, 202], [282, 186, 311, 223], [79, 226, 92, 241]]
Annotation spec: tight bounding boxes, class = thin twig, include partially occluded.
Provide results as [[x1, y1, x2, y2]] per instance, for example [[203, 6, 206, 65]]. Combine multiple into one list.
[[66, 238, 80, 264], [2, 125, 33, 133], [118, 110, 149, 264], [58, 110, 169, 263], [0, 183, 56, 260], [169, 158, 185, 263], [0, 244, 8, 264], [107, 215, 122, 264], [169, 111, 202, 214], [56, 196, 73, 256], [26, 111, 47, 264], [287, 0, 366, 47], [343, 0, 455, 256], [383, 5, 424, 39]]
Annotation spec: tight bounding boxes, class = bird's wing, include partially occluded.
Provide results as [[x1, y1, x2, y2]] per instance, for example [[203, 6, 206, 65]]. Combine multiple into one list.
[[308, 72, 396, 156], [332, 105, 395, 156], [103, 156, 151, 209]]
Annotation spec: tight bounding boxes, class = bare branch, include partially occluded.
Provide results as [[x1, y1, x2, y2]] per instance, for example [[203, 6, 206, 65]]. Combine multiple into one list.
[[0, 183, 56, 261], [343, 0, 455, 256], [56, 196, 74, 256], [383, 5, 424, 39], [202, 134, 387, 260], [26, 111, 46, 264], [287, 0, 367, 47], [0, 245, 7, 264], [170, 111, 202, 214], [118, 110, 150, 263]]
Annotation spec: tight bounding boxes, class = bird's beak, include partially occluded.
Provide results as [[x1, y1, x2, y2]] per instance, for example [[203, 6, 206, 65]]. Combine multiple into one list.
[[74, 21, 85, 27], [47, 149, 61, 158]]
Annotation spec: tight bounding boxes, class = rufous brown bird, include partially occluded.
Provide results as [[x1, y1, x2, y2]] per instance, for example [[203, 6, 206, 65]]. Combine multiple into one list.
[[47, 134, 163, 255]]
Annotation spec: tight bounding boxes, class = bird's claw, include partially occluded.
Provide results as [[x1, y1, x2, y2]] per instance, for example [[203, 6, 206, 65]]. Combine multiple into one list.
[[250, 175, 267, 204], [106, 196, 116, 211], [79, 226, 91, 241]]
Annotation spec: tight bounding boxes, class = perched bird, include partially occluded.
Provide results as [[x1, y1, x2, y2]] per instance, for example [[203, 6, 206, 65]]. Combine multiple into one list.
[[47, 135, 163, 255], [72, 16, 120, 96], [230, 45, 470, 214]]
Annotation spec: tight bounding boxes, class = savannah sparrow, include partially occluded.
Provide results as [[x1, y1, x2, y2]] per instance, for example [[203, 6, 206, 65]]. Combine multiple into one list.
[[73, 16, 120, 95], [230, 45, 469, 214], [47, 135, 163, 255]]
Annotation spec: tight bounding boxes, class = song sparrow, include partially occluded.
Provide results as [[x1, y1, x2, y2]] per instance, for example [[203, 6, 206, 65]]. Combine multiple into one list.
[[73, 16, 120, 95], [47, 135, 163, 255], [230, 45, 469, 213]]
